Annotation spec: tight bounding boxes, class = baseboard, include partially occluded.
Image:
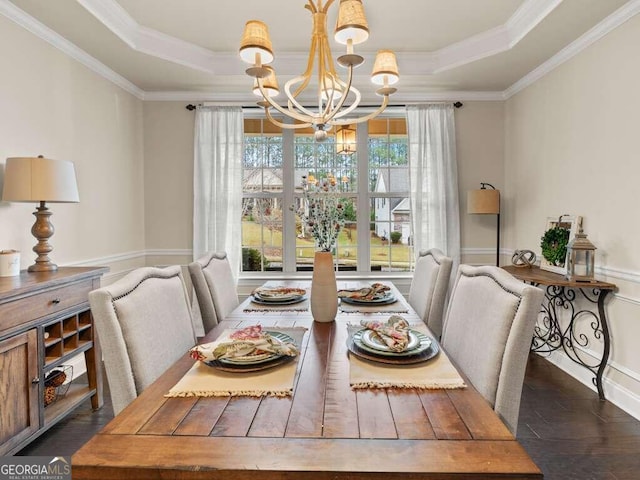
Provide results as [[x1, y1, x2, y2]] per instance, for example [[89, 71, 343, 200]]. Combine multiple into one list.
[[541, 350, 640, 421]]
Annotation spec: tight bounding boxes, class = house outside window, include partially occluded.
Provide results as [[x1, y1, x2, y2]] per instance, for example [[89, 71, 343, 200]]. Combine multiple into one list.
[[242, 113, 412, 273]]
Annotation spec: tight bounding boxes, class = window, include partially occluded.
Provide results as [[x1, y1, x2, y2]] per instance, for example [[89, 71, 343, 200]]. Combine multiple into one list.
[[242, 114, 412, 273]]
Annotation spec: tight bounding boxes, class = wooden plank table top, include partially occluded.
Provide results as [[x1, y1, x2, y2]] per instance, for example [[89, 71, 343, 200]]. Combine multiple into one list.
[[72, 281, 542, 479], [502, 265, 615, 290]]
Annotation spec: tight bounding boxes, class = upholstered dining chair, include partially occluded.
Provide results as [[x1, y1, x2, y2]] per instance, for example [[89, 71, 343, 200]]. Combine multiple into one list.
[[89, 265, 197, 415], [440, 264, 544, 434], [188, 251, 239, 334], [408, 248, 453, 338]]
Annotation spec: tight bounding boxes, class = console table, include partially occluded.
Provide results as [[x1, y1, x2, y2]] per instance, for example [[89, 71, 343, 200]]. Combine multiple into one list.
[[503, 265, 616, 400]]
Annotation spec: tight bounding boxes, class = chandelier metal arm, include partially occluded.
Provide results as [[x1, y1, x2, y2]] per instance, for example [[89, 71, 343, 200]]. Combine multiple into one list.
[[330, 95, 391, 126], [324, 65, 356, 120], [257, 77, 317, 123], [292, 36, 317, 100], [264, 107, 312, 129], [282, 64, 358, 126], [284, 77, 324, 120]]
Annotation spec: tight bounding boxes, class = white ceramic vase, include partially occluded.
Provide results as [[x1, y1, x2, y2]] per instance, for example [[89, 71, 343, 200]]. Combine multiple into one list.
[[310, 251, 338, 323]]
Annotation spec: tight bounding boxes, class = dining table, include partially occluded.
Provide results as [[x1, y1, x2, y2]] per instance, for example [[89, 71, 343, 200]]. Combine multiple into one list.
[[71, 280, 542, 479]]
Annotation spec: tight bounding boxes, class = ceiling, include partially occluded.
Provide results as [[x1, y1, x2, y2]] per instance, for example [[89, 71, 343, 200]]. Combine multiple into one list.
[[3, 0, 636, 102]]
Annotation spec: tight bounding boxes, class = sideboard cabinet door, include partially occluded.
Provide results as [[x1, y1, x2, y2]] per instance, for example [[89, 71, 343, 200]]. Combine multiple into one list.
[[0, 329, 39, 454]]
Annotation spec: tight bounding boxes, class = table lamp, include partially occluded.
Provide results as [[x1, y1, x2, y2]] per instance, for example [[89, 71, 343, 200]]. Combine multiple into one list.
[[467, 182, 500, 266], [2, 156, 79, 272]]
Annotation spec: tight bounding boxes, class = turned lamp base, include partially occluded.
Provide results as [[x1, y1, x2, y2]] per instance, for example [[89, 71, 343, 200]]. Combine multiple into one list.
[[28, 201, 58, 272]]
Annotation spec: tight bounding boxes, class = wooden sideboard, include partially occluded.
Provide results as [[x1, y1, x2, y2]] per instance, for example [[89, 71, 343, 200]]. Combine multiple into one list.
[[0, 266, 108, 455]]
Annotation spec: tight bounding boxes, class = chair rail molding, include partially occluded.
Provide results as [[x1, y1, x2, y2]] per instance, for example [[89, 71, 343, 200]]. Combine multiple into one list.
[[67, 248, 640, 298], [61, 247, 640, 421]]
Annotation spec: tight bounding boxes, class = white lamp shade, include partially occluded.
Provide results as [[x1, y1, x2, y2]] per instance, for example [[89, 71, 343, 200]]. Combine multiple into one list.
[[2, 156, 80, 203], [467, 189, 499, 214]]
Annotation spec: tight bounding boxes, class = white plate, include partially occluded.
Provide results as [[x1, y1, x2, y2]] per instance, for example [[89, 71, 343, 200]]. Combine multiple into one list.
[[361, 329, 420, 352], [253, 289, 305, 302], [251, 295, 306, 306], [340, 293, 396, 305], [217, 331, 295, 366], [353, 330, 432, 357]]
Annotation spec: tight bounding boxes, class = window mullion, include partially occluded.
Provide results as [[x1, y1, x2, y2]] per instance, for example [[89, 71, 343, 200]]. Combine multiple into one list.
[[282, 125, 296, 273], [356, 121, 370, 272]]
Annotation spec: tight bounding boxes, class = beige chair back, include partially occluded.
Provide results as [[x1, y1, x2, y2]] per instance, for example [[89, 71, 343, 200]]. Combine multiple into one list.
[[89, 265, 197, 415], [408, 248, 453, 338], [441, 264, 544, 434], [188, 251, 239, 333]]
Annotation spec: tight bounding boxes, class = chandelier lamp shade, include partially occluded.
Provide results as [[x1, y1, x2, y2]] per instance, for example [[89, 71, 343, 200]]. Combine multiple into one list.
[[2, 156, 80, 272], [239, 0, 399, 141]]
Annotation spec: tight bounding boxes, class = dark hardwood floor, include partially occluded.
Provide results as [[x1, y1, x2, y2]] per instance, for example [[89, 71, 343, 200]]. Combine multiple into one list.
[[16, 354, 640, 479]]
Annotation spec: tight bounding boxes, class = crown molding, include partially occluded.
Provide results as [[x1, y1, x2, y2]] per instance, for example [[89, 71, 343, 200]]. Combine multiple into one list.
[[431, 0, 562, 73], [0, 0, 145, 99], [143, 89, 506, 103], [76, 0, 559, 77], [77, 0, 219, 74], [504, 0, 640, 99], [506, 0, 563, 46], [5, 0, 639, 106]]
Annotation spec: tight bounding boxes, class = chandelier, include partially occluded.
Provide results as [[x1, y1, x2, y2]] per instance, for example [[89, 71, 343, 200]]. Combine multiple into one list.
[[239, 0, 399, 141]]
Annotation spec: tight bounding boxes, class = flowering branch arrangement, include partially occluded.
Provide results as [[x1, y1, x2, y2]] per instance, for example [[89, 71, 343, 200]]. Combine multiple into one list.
[[295, 173, 348, 252]]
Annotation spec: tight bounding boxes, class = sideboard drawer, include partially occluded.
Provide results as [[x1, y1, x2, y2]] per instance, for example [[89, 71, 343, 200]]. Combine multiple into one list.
[[0, 279, 93, 334]]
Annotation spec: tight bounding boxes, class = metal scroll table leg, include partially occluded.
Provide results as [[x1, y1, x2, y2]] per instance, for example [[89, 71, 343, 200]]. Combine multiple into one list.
[[595, 290, 611, 401], [531, 285, 611, 401]]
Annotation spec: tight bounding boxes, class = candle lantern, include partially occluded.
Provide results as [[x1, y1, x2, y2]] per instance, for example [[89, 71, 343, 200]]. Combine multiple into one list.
[[566, 225, 596, 282]]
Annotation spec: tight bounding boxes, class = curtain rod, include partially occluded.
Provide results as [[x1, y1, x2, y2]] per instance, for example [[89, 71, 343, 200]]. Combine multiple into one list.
[[185, 102, 463, 111]]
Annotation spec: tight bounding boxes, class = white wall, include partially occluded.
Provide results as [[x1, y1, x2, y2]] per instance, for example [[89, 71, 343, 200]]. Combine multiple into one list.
[[0, 14, 146, 279], [142, 102, 194, 268], [456, 101, 505, 266], [505, 13, 640, 414]]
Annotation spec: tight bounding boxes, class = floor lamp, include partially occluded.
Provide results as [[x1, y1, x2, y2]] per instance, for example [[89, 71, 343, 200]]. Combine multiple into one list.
[[467, 182, 501, 266]]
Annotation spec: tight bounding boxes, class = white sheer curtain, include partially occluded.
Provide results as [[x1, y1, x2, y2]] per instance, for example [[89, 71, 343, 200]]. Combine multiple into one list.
[[406, 104, 460, 268], [193, 106, 243, 276]]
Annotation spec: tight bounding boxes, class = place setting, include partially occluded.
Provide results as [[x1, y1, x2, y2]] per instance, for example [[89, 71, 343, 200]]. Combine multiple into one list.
[[165, 325, 307, 398], [347, 316, 466, 391], [244, 286, 309, 312], [347, 315, 438, 365], [191, 325, 301, 373], [337, 283, 408, 313]]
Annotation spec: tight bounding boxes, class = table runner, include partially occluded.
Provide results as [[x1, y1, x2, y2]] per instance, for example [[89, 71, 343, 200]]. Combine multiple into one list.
[[243, 298, 310, 313], [347, 324, 466, 390], [339, 300, 409, 314], [165, 327, 307, 398]]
